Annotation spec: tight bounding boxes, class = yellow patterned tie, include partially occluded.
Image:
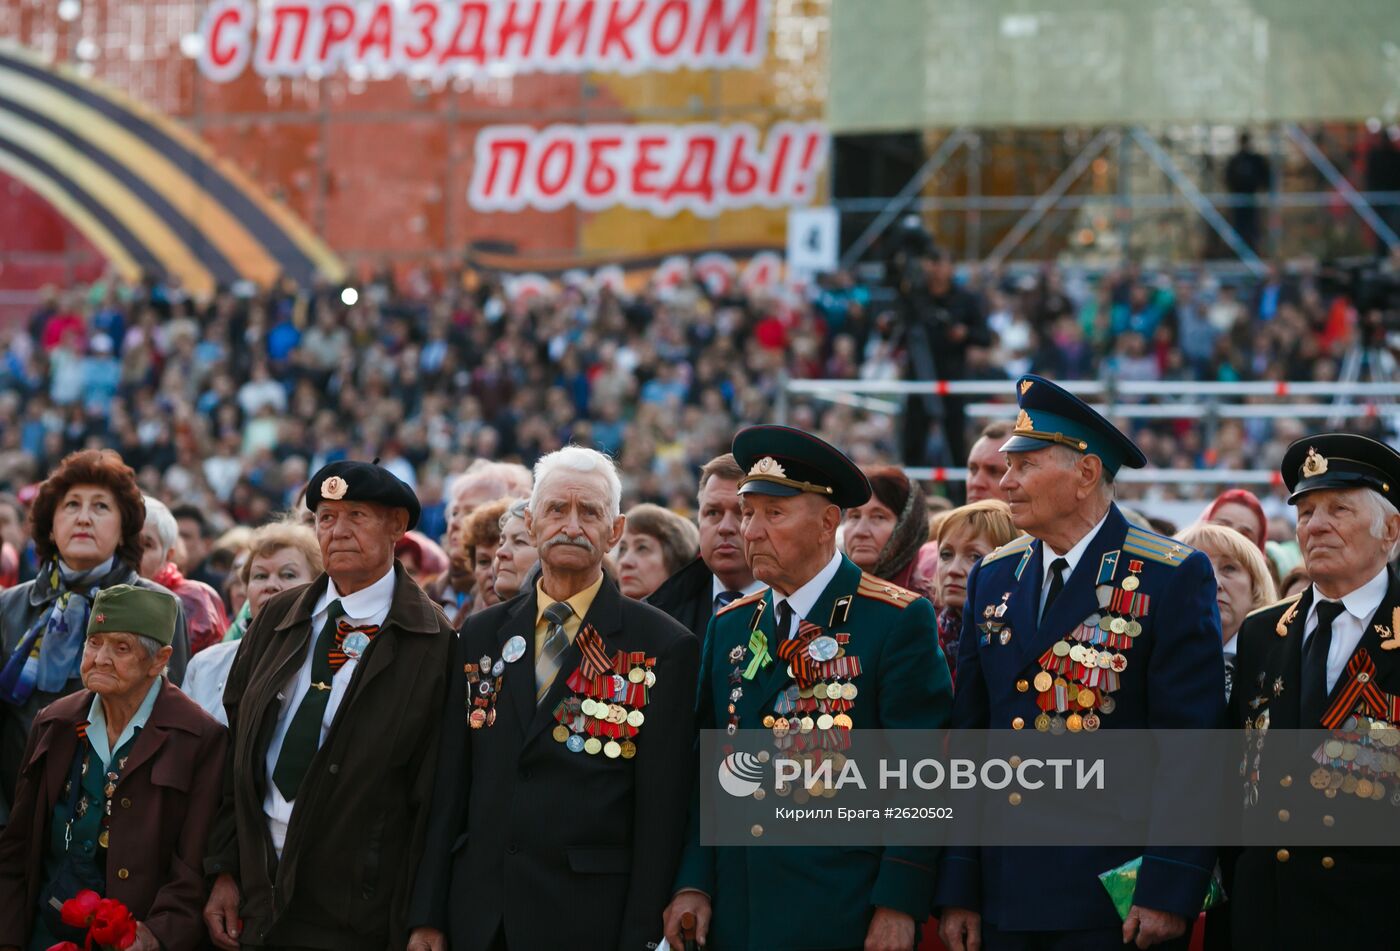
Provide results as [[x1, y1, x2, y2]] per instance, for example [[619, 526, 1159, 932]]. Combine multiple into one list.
[[536, 601, 574, 701]]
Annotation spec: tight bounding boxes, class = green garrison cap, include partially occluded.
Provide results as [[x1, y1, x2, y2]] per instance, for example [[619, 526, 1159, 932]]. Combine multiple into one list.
[[1281, 433, 1400, 509], [732, 425, 872, 509], [998, 374, 1147, 476], [87, 584, 179, 647]]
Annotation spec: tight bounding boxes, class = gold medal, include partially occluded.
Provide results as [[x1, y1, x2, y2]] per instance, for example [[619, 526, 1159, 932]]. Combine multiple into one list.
[[1342, 774, 1359, 794], [1325, 739, 1345, 759], [1122, 575, 1140, 591], [1310, 768, 1331, 789], [1110, 617, 1128, 635], [98, 829, 109, 849], [1125, 620, 1142, 637], [581, 698, 598, 717], [627, 709, 645, 728], [1066, 713, 1083, 732], [798, 685, 815, 699], [1034, 671, 1054, 692], [1077, 688, 1095, 709], [817, 713, 834, 731], [841, 683, 858, 701], [762, 715, 776, 728], [552, 724, 570, 742], [799, 715, 815, 733], [604, 740, 622, 759], [833, 713, 853, 729], [1052, 640, 1072, 657], [620, 740, 637, 759], [1016, 678, 1030, 693], [813, 683, 828, 700], [584, 737, 603, 755], [1356, 778, 1374, 799], [628, 666, 646, 684], [1035, 712, 1051, 732], [1012, 716, 1025, 730]]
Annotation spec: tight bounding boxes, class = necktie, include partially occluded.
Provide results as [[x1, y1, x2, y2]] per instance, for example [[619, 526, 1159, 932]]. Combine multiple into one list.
[[1301, 600, 1345, 727], [776, 600, 795, 641], [536, 600, 575, 701], [714, 590, 743, 612], [272, 599, 345, 801], [1042, 558, 1069, 622]]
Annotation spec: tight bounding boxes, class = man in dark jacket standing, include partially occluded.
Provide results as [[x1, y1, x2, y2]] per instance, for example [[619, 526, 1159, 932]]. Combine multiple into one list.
[[203, 461, 455, 951], [407, 445, 699, 951], [648, 453, 762, 641]]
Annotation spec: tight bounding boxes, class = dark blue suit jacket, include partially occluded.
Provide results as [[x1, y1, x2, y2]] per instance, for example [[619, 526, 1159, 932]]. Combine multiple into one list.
[[934, 504, 1224, 932]]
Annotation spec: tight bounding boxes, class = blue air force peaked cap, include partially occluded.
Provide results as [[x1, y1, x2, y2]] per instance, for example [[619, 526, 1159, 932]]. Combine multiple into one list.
[[1281, 433, 1400, 510], [306, 459, 421, 530], [998, 374, 1147, 476], [732, 425, 871, 509]]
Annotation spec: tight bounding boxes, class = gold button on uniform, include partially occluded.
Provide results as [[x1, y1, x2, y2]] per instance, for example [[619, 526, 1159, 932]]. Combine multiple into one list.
[[1279, 775, 1292, 788], [750, 824, 763, 838], [1322, 815, 1335, 827], [1277, 809, 1290, 822], [1008, 792, 1022, 806], [1009, 756, 1022, 768], [117, 868, 130, 880], [1275, 849, 1290, 863], [1321, 856, 1335, 869], [1016, 679, 1029, 693], [1012, 717, 1025, 730], [120, 797, 131, 808]]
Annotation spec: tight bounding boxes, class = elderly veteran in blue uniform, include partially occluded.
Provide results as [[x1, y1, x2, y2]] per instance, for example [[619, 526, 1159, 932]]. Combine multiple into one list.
[[664, 425, 953, 951], [1225, 434, 1400, 947], [936, 376, 1224, 951]]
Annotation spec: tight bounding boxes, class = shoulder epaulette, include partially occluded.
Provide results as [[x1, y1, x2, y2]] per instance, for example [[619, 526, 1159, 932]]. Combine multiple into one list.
[[855, 572, 921, 609], [981, 533, 1033, 565], [1122, 526, 1194, 567], [1245, 592, 1303, 621], [717, 588, 768, 616]]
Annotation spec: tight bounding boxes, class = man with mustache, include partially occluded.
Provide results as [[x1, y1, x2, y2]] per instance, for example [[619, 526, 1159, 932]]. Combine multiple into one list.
[[1225, 433, 1400, 946], [408, 445, 699, 951], [937, 375, 1223, 951], [648, 453, 763, 641], [664, 425, 953, 951]]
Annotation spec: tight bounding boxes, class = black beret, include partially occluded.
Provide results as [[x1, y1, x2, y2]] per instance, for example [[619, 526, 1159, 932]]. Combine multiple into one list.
[[305, 460, 421, 530], [1281, 433, 1400, 511]]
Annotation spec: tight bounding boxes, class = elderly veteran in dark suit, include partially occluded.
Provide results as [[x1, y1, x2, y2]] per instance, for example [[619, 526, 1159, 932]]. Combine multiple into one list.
[[0, 585, 225, 951], [204, 461, 455, 951], [1226, 434, 1400, 947], [936, 375, 1223, 951], [665, 426, 953, 951], [648, 453, 763, 641], [408, 445, 699, 951]]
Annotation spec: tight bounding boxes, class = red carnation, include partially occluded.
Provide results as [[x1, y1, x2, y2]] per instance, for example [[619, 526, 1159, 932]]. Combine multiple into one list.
[[59, 890, 102, 928], [44, 943, 81, 951], [89, 898, 138, 949]]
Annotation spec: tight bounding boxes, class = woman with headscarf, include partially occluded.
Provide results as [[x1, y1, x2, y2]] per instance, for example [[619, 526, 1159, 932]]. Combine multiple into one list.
[[0, 450, 189, 820], [840, 465, 930, 589]]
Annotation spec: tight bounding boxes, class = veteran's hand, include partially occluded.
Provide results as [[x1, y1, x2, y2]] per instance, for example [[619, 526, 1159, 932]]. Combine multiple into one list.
[[662, 890, 712, 948], [133, 922, 160, 951], [939, 907, 982, 951], [203, 873, 242, 951], [864, 907, 915, 951], [406, 926, 446, 951], [1122, 905, 1188, 948]]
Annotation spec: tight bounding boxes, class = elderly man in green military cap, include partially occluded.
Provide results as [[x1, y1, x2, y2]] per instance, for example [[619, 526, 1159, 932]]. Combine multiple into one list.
[[664, 425, 952, 951]]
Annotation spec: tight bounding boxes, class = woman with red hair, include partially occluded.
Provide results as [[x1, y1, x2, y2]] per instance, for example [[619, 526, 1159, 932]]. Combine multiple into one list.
[[1201, 488, 1268, 551]]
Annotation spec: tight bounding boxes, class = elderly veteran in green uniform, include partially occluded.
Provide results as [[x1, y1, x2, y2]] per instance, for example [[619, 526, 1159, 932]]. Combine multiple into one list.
[[1226, 433, 1400, 947], [0, 585, 225, 951], [936, 375, 1223, 951], [664, 425, 953, 951]]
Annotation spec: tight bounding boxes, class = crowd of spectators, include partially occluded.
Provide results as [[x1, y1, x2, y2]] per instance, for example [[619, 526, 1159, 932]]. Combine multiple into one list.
[[3, 247, 1399, 549]]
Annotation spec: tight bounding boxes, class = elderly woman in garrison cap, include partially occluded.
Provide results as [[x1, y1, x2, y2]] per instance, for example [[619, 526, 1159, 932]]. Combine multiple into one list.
[[0, 584, 226, 951]]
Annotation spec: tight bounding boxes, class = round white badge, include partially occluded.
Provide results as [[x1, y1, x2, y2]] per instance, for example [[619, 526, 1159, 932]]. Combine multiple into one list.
[[342, 631, 370, 660], [807, 636, 839, 662], [502, 635, 527, 663]]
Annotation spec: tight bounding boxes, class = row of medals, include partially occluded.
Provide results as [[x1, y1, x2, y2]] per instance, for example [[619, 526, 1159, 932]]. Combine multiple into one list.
[[68, 757, 124, 849], [552, 663, 655, 759], [1015, 574, 1145, 734], [1309, 713, 1400, 806]]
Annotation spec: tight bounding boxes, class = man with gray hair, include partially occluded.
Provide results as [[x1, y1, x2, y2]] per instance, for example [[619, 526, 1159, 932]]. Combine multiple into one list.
[[938, 375, 1223, 951], [1226, 433, 1400, 946], [137, 496, 228, 655], [441, 461, 533, 621], [408, 445, 699, 951]]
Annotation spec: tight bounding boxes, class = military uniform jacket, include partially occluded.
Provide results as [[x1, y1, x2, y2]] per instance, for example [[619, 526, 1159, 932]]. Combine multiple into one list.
[[204, 563, 456, 951], [934, 505, 1224, 932], [1226, 573, 1400, 946], [673, 554, 953, 951], [408, 576, 699, 951]]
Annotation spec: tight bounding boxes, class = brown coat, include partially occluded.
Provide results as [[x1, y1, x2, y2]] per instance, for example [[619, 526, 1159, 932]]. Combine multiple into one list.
[[0, 680, 227, 950], [204, 563, 454, 951]]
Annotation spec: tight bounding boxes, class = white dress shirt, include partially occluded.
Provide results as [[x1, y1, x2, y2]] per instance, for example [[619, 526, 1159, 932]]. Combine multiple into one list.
[[773, 550, 844, 636], [1038, 510, 1111, 620], [181, 640, 241, 727], [1302, 566, 1389, 693], [263, 567, 396, 855], [712, 576, 766, 608]]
